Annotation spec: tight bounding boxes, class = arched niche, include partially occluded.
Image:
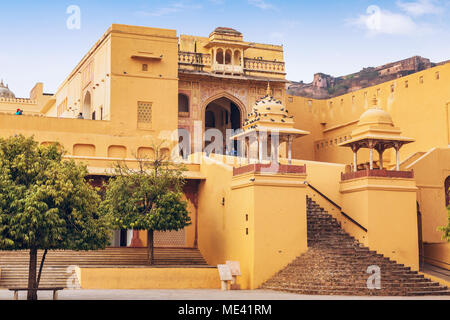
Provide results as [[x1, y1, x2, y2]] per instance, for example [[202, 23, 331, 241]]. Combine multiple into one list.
[[216, 49, 224, 64], [82, 91, 92, 119], [234, 50, 241, 66], [137, 147, 155, 159], [225, 49, 232, 65], [73, 144, 96, 157], [108, 145, 127, 159]]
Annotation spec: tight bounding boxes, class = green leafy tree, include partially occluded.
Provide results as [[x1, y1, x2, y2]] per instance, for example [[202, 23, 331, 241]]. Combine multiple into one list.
[[0, 135, 111, 300], [101, 142, 191, 264]]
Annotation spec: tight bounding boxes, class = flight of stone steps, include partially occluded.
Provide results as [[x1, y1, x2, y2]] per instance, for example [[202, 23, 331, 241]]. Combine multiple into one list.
[[261, 197, 450, 296], [0, 247, 208, 289]]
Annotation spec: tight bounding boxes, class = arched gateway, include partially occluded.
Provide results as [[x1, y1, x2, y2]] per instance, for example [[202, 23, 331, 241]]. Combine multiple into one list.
[[202, 93, 244, 155]]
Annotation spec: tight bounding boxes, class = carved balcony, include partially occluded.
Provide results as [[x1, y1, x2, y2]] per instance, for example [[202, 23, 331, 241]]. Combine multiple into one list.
[[244, 58, 285, 75]]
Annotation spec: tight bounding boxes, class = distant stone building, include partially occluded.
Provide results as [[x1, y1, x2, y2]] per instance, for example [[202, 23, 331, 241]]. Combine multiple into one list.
[[287, 56, 436, 99]]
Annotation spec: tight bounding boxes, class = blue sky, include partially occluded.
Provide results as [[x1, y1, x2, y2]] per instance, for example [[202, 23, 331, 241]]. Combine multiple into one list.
[[1, 0, 449, 97]]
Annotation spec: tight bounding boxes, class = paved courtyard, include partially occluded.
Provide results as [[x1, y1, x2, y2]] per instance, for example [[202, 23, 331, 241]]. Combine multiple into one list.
[[0, 289, 449, 300]]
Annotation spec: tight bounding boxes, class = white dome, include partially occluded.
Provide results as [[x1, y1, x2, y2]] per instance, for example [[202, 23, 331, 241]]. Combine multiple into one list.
[[0, 81, 15, 98]]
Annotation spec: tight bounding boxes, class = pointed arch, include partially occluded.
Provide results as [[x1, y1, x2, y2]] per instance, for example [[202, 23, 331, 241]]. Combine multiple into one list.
[[82, 90, 92, 119], [201, 91, 245, 129]]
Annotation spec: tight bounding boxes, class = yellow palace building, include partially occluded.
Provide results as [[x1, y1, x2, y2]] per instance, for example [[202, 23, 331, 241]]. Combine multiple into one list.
[[0, 24, 449, 295]]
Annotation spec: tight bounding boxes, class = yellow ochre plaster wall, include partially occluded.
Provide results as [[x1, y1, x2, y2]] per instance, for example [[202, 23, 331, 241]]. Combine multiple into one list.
[[196, 155, 308, 289]]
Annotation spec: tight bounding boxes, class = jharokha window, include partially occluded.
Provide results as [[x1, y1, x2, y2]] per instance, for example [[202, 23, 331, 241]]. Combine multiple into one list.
[[137, 101, 152, 130]]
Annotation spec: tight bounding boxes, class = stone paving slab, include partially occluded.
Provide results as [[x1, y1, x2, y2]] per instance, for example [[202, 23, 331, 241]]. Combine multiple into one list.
[[0, 289, 449, 300]]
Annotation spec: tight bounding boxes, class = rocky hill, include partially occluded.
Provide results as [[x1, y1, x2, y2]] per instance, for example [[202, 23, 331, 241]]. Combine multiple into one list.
[[287, 56, 436, 99]]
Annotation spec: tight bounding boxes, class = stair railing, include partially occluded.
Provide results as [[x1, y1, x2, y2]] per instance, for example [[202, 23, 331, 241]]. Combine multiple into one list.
[[304, 181, 368, 233]]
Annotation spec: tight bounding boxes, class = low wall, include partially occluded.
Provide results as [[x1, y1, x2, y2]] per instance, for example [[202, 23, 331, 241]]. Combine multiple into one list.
[[79, 267, 220, 289], [424, 242, 450, 270]]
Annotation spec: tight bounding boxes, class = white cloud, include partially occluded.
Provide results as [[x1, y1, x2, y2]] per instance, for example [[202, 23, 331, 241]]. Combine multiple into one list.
[[248, 0, 274, 10], [350, 5, 434, 36], [397, 0, 443, 17]]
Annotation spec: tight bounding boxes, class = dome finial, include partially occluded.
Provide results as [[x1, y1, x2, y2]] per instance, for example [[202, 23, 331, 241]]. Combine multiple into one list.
[[371, 95, 380, 109], [266, 81, 272, 96]]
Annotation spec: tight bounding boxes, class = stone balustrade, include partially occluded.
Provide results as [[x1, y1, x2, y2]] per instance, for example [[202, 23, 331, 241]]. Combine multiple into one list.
[[244, 58, 285, 74], [0, 97, 37, 104], [178, 52, 211, 66], [178, 51, 286, 76], [212, 63, 243, 74]]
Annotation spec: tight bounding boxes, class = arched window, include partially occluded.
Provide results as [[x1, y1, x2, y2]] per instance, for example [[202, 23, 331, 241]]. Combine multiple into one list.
[[216, 49, 224, 64], [178, 94, 189, 113], [234, 50, 241, 66], [225, 50, 232, 65], [205, 110, 215, 128]]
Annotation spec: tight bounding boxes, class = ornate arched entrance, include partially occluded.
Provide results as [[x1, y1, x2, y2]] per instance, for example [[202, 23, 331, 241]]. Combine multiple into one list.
[[201, 92, 244, 155]]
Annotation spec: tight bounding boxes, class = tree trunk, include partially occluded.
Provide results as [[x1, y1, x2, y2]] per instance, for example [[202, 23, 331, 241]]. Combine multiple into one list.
[[147, 230, 154, 265], [36, 249, 48, 288], [27, 248, 38, 301]]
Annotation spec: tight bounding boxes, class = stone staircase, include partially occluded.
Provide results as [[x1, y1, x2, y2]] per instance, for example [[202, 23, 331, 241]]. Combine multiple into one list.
[[0, 247, 208, 289], [261, 197, 450, 296]]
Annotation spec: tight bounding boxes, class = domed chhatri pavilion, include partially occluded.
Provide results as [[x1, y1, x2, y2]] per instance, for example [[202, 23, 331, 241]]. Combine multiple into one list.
[[232, 83, 310, 164], [0, 24, 448, 294], [0, 80, 15, 99], [339, 96, 414, 173]]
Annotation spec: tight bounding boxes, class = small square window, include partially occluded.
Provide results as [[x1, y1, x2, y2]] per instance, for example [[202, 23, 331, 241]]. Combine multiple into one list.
[[436, 72, 440, 80], [142, 64, 148, 71], [405, 80, 409, 88], [419, 76, 424, 84]]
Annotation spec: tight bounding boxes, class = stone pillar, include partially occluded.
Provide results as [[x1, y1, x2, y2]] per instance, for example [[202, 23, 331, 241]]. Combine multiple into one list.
[[130, 230, 144, 247], [288, 136, 293, 165], [395, 143, 401, 171], [351, 145, 359, 172], [369, 141, 374, 170], [378, 148, 384, 170], [246, 138, 250, 164]]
